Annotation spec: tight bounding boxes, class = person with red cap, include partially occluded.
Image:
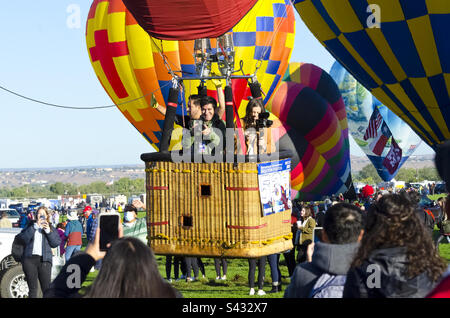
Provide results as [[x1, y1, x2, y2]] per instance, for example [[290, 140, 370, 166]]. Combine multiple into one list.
[[83, 206, 92, 219], [82, 206, 93, 233]]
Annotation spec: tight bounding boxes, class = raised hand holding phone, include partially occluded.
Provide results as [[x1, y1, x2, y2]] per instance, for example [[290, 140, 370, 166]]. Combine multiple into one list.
[[86, 217, 123, 261], [38, 215, 48, 229], [98, 212, 122, 251]]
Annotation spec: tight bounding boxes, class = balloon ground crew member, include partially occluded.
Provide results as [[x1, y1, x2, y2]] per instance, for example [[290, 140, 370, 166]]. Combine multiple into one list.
[[122, 200, 147, 244]]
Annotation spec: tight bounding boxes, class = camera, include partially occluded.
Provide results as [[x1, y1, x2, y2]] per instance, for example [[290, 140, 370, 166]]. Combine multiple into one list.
[[255, 112, 273, 129]]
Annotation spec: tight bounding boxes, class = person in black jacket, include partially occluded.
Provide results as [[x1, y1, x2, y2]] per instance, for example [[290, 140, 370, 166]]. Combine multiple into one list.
[[17, 206, 61, 298], [44, 223, 181, 298], [314, 206, 325, 242], [343, 193, 447, 298], [405, 190, 435, 236]]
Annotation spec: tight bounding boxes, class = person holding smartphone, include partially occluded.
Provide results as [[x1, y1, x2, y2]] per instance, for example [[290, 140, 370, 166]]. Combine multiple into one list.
[[44, 221, 182, 298], [16, 206, 61, 298]]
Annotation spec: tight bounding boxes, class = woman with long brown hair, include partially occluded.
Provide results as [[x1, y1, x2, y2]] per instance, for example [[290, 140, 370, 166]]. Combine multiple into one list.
[[17, 206, 61, 297], [296, 205, 316, 264], [343, 193, 447, 298], [45, 223, 181, 298], [238, 98, 275, 155]]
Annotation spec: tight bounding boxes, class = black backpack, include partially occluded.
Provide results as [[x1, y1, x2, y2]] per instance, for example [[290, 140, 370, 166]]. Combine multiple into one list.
[[11, 234, 26, 262]]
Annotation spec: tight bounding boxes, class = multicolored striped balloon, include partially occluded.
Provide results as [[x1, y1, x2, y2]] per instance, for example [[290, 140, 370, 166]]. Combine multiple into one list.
[[294, 0, 450, 149], [267, 62, 353, 201], [86, 0, 295, 151]]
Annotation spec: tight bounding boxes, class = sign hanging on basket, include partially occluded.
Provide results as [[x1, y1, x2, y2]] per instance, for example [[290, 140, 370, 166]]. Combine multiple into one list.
[[258, 159, 292, 216]]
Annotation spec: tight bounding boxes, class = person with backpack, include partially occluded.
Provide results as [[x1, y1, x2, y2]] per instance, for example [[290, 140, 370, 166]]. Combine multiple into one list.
[[343, 193, 447, 298], [64, 210, 83, 261], [284, 203, 364, 298]]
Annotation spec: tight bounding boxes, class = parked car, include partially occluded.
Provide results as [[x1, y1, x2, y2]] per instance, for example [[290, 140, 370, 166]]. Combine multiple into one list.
[[8, 203, 23, 214], [434, 183, 447, 194], [0, 209, 20, 228]]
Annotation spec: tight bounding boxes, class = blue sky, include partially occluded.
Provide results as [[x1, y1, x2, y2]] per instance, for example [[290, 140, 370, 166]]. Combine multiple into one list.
[[0, 1, 433, 169]]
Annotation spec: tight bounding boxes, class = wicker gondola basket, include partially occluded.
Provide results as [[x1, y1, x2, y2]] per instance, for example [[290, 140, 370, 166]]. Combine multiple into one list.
[[141, 151, 294, 258]]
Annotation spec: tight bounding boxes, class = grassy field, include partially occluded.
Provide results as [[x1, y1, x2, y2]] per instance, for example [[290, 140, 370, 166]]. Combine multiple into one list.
[[428, 194, 447, 201], [63, 207, 450, 298]]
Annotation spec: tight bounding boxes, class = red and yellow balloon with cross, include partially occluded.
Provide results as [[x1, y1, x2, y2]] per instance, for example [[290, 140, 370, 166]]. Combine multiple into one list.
[[86, 0, 295, 151]]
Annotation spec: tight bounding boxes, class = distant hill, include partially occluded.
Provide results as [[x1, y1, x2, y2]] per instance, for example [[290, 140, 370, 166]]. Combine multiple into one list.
[[351, 154, 436, 172], [0, 156, 437, 188], [0, 164, 145, 188]]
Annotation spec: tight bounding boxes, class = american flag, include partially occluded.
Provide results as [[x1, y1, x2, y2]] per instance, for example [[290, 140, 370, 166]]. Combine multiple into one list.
[[363, 107, 383, 140]]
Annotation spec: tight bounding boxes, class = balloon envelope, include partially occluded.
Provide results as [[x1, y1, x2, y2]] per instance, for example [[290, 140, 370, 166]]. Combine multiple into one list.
[[294, 0, 450, 149], [330, 62, 422, 182], [268, 62, 354, 201], [121, 0, 258, 40], [86, 0, 295, 151]]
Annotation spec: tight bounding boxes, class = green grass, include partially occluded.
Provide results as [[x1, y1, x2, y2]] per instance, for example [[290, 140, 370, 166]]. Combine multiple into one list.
[[70, 212, 450, 298], [428, 194, 447, 201], [79, 256, 291, 298]]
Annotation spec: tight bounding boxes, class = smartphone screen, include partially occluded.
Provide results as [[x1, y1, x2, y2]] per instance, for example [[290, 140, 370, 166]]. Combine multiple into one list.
[[99, 214, 119, 251]]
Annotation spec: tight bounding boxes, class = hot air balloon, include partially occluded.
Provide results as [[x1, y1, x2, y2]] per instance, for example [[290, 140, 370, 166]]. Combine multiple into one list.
[[330, 61, 422, 182], [294, 0, 450, 149], [267, 62, 355, 201], [86, 0, 297, 259], [86, 0, 295, 151]]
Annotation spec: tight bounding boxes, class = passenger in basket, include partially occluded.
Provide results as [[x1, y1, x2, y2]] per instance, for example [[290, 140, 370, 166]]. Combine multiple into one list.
[[154, 94, 203, 129], [183, 96, 226, 155], [238, 98, 275, 155]]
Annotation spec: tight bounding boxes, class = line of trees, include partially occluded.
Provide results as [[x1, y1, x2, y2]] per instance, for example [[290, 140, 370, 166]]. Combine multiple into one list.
[[0, 165, 441, 199], [354, 164, 441, 185], [0, 177, 145, 199]]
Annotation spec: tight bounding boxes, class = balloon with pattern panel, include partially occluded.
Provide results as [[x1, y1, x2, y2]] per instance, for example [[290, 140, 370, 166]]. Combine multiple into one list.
[[294, 0, 450, 149], [330, 61, 422, 182], [267, 62, 355, 201]]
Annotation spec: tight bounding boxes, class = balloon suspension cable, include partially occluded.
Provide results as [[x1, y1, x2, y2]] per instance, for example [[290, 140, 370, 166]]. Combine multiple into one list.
[[152, 38, 182, 79], [179, 80, 187, 127], [217, 40, 232, 85]]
